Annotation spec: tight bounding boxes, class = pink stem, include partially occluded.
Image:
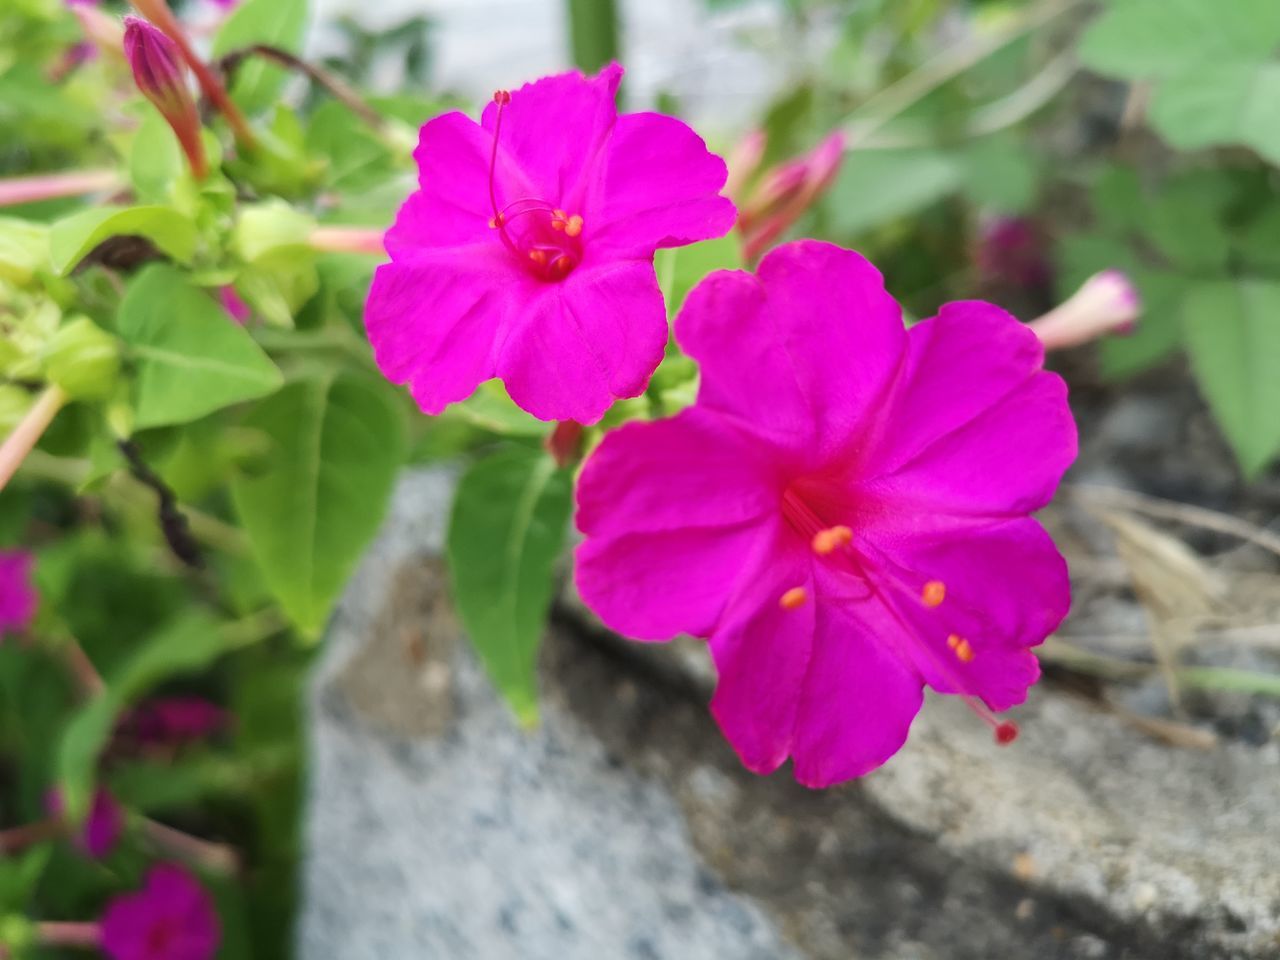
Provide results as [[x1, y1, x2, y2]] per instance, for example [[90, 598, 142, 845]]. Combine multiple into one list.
[[61, 637, 105, 699], [308, 226, 386, 256], [35, 922, 102, 949], [0, 170, 122, 208], [140, 818, 239, 875], [0, 818, 64, 853], [0, 386, 67, 493]]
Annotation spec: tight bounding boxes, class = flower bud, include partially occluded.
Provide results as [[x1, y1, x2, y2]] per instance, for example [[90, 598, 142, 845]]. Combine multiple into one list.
[[724, 129, 767, 201], [974, 216, 1053, 292], [738, 131, 845, 261], [42, 316, 122, 400], [1028, 270, 1143, 352], [123, 16, 208, 179]]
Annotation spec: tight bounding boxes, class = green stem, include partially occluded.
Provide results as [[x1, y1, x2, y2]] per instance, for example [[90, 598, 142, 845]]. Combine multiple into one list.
[[565, 0, 620, 74], [842, 0, 1085, 145]]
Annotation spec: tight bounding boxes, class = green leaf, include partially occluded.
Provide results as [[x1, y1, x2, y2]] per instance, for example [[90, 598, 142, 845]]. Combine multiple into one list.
[[212, 0, 309, 115], [958, 137, 1039, 214], [117, 265, 283, 429], [1148, 63, 1280, 166], [455, 381, 548, 437], [49, 205, 198, 275], [57, 612, 227, 820], [1078, 0, 1280, 80], [1143, 174, 1232, 271], [655, 235, 744, 319], [1183, 279, 1280, 477], [0, 218, 49, 286], [129, 107, 184, 206], [447, 447, 573, 724], [824, 148, 960, 237], [231, 374, 407, 636]]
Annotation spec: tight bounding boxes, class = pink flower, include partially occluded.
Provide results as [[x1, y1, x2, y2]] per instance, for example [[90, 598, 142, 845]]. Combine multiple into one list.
[[0, 550, 37, 638], [123, 17, 207, 179], [101, 864, 220, 960], [122, 697, 228, 745], [574, 241, 1076, 787], [974, 216, 1053, 292], [1029, 269, 1142, 351], [364, 64, 736, 424], [218, 286, 250, 325], [46, 787, 124, 859]]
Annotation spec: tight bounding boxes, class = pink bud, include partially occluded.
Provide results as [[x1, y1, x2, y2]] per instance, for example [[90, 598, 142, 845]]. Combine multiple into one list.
[[739, 131, 846, 262], [974, 216, 1053, 292], [123, 16, 208, 179], [723, 129, 767, 201], [1028, 270, 1143, 352]]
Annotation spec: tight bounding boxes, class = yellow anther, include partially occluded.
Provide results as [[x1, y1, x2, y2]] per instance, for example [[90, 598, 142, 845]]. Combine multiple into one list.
[[528, 249, 548, 265], [921, 580, 946, 608], [550, 209, 569, 231], [565, 214, 584, 237], [489, 213, 504, 229], [947, 634, 974, 663], [812, 525, 852, 556], [779, 586, 808, 610]]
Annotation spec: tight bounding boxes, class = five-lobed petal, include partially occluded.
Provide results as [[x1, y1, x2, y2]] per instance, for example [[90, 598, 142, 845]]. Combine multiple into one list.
[[575, 240, 1077, 787], [365, 63, 736, 425]]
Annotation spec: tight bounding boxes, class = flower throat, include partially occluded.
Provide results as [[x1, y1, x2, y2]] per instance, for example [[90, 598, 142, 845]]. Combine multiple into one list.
[[487, 89, 584, 282]]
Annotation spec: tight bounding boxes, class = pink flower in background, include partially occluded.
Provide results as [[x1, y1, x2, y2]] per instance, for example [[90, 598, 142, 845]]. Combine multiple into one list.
[[218, 286, 250, 325], [575, 241, 1076, 787], [101, 864, 220, 960], [975, 216, 1053, 292], [1029, 269, 1142, 351], [123, 697, 229, 746], [0, 550, 37, 638], [365, 63, 736, 423], [47, 787, 124, 859]]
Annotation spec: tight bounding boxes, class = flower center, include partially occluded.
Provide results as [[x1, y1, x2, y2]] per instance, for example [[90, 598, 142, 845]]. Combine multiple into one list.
[[778, 483, 1019, 746], [486, 90, 584, 282]]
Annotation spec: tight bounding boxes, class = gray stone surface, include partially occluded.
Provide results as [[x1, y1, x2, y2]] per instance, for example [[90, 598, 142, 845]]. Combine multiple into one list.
[[299, 468, 1280, 960], [298, 470, 798, 960]]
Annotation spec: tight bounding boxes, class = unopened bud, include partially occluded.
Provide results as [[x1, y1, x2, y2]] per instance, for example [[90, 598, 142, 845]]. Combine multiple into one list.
[[723, 128, 767, 201], [43, 316, 121, 400], [123, 17, 208, 179], [739, 131, 845, 262], [1029, 270, 1142, 352]]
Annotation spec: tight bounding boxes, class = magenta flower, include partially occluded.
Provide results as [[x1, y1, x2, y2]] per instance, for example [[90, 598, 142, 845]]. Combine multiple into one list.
[[0, 550, 37, 638], [575, 241, 1076, 787], [101, 864, 220, 960], [218, 286, 250, 325], [47, 788, 124, 859], [123, 17, 207, 179], [123, 697, 228, 745], [364, 64, 736, 424]]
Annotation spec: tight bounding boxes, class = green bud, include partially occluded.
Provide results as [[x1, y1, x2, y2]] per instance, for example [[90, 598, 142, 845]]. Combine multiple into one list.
[[0, 218, 51, 287], [232, 199, 317, 263], [43, 316, 121, 401], [0, 913, 35, 951], [0, 385, 32, 434]]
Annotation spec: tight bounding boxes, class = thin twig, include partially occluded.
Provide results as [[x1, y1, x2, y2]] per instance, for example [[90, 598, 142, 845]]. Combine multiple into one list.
[[217, 43, 385, 133], [118, 440, 203, 569], [1067, 484, 1280, 559], [842, 0, 1086, 145]]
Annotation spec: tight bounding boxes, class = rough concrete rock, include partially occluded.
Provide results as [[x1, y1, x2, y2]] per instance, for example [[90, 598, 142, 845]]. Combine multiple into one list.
[[299, 469, 1280, 960], [298, 471, 797, 960]]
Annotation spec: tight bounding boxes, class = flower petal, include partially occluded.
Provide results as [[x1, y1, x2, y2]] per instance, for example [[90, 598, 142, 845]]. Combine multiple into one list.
[[586, 112, 736, 258], [480, 63, 623, 208], [496, 258, 667, 423], [676, 241, 906, 458], [790, 577, 924, 787], [575, 519, 777, 642], [393, 112, 511, 254], [864, 301, 1077, 516], [576, 408, 782, 540], [365, 244, 531, 414], [859, 517, 1068, 711], [708, 529, 815, 775]]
